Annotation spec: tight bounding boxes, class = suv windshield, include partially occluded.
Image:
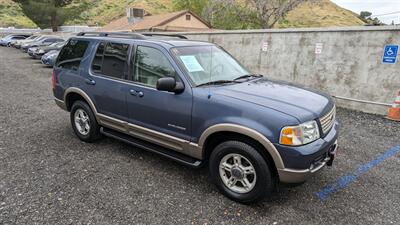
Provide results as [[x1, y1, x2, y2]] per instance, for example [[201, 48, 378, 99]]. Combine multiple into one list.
[[172, 46, 250, 86]]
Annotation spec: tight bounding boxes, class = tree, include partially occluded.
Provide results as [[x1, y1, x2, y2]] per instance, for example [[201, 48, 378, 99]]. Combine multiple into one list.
[[173, 0, 209, 16], [174, 0, 305, 30], [203, 0, 259, 29], [12, 0, 87, 31], [244, 0, 305, 28], [359, 11, 372, 22], [359, 11, 384, 26]]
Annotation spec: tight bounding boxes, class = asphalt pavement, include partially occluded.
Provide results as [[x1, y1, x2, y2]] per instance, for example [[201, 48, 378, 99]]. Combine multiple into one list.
[[0, 47, 399, 225]]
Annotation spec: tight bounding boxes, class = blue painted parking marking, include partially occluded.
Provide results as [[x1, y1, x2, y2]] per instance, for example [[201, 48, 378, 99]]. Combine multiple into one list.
[[316, 145, 400, 201], [382, 45, 398, 64]]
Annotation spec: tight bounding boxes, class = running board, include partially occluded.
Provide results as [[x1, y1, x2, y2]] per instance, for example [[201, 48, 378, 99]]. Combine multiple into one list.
[[100, 127, 202, 168]]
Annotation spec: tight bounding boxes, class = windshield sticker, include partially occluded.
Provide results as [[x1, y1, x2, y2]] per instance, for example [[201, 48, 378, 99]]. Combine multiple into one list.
[[179, 55, 204, 72]]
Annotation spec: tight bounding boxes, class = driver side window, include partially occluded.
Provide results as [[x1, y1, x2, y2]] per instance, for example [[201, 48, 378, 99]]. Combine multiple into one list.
[[132, 46, 176, 87]]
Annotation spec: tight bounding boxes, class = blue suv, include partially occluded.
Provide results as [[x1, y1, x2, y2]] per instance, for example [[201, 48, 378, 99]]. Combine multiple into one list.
[[52, 32, 338, 203]]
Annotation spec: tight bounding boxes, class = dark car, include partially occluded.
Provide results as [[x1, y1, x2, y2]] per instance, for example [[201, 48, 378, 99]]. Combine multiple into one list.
[[0, 34, 30, 47], [29, 41, 65, 59], [52, 32, 338, 203], [22, 36, 64, 52], [41, 50, 59, 67]]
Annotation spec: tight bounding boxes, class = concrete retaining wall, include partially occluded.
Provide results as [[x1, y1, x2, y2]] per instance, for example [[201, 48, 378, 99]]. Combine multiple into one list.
[[2, 26, 399, 114], [173, 26, 400, 115]]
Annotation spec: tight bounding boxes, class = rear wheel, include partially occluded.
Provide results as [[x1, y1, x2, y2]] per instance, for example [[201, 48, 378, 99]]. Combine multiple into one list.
[[70, 100, 102, 142], [209, 141, 274, 203]]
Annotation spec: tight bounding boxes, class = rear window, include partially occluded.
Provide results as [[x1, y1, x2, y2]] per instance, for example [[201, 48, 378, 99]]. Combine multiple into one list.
[[91, 42, 129, 79], [57, 39, 89, 71]]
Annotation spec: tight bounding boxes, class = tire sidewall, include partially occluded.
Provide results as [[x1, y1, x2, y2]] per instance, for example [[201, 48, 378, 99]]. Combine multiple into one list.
[[70, 101, 100, 142], [210, 141, 274, 203]]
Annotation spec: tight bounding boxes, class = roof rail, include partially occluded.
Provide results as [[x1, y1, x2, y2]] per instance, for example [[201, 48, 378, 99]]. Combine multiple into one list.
[[76, 31, 188, 40], [141, 33, 188, 40], [76, 32, 147, 39]]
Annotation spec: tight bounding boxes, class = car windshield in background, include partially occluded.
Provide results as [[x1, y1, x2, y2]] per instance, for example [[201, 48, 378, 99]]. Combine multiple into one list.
[[171, 46, 249, 86], [27, 35, 38, 40]]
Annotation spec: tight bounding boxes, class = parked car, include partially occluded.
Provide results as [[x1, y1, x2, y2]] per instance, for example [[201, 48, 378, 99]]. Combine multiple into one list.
[[52, 32, 338, 203], [29, 41, 66, 59], [0, 34, 30, 47], [41, 50, 59, 67], [21, 36, 64, 52], [13, 34, 41, 49]]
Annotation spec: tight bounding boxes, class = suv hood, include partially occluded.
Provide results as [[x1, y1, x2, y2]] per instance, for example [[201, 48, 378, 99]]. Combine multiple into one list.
[[212, 78, 334, 122]]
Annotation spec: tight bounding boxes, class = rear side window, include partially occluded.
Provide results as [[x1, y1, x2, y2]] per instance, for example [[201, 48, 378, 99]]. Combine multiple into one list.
[[57, 39, 89, 71], [12, 36, 25, 40], [92, 42, 105, 73], [91, 42, 129, 79]]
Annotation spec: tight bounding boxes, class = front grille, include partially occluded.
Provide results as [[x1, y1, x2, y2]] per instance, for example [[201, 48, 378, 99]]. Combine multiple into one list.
[[319, 105, 336, 134]]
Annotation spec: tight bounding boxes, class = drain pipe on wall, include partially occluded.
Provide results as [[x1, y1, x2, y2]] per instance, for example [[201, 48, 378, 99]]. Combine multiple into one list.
[[332, 95, 392, 107]]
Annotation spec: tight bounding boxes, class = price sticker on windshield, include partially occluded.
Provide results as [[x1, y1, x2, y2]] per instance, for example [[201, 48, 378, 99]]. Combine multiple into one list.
[[179, 55, 204, 72]]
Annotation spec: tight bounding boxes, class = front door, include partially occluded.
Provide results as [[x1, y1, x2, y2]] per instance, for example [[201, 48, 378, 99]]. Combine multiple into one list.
[[125, 44, 192, 147]]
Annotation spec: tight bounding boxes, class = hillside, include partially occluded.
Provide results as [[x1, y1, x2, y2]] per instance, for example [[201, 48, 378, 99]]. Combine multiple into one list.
[[67, 0, 174, 26], [0, 0, 36, 28], [0, 0, 364, 29], [278, 0, 364, 28]]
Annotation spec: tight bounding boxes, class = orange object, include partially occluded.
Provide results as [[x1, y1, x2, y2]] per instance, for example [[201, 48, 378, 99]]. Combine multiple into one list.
[[387, 91, 400, 121]]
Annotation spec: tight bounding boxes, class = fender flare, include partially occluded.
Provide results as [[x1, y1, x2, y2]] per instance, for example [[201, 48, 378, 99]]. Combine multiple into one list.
[[64, 87, 98, 115], [198, 123, 284, 169]]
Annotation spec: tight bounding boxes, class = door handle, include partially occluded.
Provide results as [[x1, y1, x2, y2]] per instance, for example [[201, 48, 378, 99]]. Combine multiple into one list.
[[84, 78, 96, 85], [129, 89, 144, 97], [129, 89, 137, 96]]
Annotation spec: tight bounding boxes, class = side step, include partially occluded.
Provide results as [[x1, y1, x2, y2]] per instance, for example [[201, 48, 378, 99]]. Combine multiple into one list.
[[100, 127, 203, 168]]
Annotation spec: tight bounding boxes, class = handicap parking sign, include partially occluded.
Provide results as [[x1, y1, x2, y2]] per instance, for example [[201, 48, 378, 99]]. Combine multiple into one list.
[[382, 45, 398, 64]]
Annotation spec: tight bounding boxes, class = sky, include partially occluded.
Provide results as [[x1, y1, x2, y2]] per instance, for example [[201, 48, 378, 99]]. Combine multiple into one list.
[[331, 0, 400, 24]]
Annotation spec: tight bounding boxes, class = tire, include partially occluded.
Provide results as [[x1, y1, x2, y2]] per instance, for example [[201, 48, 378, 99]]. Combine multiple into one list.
[[209, 141, 274, 203], [70, 100, 102, 142]]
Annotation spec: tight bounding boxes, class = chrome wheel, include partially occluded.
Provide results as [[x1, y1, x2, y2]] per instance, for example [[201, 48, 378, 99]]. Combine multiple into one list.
[[219, 153, 257, 194], [74, 109, 90, 135]]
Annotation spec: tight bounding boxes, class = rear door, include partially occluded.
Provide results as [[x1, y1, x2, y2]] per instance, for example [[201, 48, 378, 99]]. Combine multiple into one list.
[[85, 41, 131, 122]]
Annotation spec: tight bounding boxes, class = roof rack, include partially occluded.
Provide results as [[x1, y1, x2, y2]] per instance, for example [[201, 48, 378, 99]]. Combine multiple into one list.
[[76, 32, 147, 40], [141, 33, 188, 40], [76, 31, 187, 40]]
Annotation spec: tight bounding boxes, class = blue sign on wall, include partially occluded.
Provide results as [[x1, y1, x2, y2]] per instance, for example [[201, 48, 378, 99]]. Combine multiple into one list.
[[382, 45, 398, 64]]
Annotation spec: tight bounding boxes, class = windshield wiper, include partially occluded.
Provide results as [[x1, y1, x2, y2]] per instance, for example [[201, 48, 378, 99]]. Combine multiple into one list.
[[197, 80, 239, 87], [233, 74, 263, 81]]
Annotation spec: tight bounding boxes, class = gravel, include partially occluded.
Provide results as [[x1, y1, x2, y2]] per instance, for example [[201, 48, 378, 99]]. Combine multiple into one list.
[[0, 46, 399, 225]]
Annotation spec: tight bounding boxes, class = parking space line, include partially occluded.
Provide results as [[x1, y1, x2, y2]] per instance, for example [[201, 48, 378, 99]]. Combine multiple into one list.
[[316, 145, 400, 201]]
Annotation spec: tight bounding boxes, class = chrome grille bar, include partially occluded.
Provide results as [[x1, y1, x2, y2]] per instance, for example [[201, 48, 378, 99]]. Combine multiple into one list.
[[320, 105, 336, 134]]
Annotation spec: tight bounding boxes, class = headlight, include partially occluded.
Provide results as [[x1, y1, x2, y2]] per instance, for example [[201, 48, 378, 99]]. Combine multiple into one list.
[[279, 120, 320, 146]]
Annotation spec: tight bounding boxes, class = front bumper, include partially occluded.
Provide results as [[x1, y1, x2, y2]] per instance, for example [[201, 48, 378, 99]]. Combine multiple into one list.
[[277, 121, 339, 183]]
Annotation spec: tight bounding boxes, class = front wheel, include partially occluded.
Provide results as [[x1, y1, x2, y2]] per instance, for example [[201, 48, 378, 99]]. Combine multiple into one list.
[[209, 141, 275, 203]]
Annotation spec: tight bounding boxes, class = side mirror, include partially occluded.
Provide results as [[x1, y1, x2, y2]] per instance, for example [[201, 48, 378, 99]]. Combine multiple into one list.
[[156, 77, 184, 93]]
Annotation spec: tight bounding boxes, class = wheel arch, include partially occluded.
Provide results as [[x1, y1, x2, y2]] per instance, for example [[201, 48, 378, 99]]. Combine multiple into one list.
[[199, 124, 284, 170], [64, 88, 98, 114]]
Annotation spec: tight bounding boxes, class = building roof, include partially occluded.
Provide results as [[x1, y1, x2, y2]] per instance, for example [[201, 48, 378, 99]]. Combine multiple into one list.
[[99, 10, 211, 32]]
